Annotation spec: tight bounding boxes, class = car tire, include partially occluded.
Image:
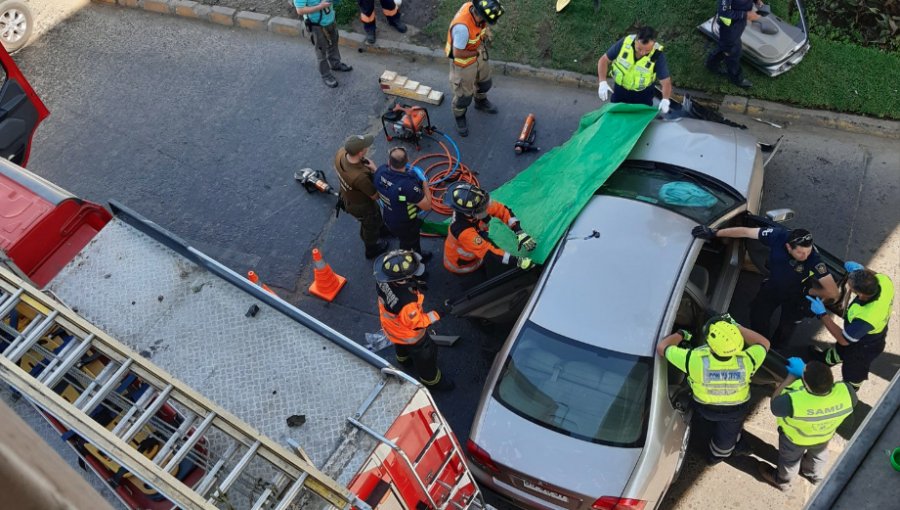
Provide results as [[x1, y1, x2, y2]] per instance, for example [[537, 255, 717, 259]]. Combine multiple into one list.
[[673, 423, 691, 481], [0, 1, 33, 52]]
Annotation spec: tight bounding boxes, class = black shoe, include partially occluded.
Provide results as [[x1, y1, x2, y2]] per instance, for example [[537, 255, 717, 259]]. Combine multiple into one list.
[[331, 63, 353, 72], [758, 463, 790, 492], [388, 17, 407, 34], [322, 75, 338, 88], [419, 251, 433, 264], [731, 77, 753, 89], [474, 98, 498, 114], [364, 28, 376, 45], [800, 472, 822, 485], [424, 376, 455, 392], [365, 240, 389, 259], [454, 115, 468, 137]]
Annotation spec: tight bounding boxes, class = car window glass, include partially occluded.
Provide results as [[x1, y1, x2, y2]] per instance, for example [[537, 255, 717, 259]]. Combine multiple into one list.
[[598, 162, 742, 223], [494, 321, 651, 447]]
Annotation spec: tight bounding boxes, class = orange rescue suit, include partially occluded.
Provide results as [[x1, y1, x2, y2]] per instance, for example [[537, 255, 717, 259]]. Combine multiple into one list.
[[444, 200, 519, 274], [444, 2, 485, 68], [377, 282, 440, 345]]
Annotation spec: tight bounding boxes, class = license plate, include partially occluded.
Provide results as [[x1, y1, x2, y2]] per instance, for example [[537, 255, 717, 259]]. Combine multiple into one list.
[[520, 478, 570, 504]]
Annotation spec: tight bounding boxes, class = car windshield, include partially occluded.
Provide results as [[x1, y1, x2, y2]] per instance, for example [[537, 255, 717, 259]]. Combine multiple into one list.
[[598, 161, 742, 223], [493, 321, 652, 447]]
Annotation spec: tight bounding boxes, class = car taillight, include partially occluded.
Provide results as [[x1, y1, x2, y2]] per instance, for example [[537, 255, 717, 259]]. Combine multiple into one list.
[[465, 439, 500, 474], [592, 496, 647, 510]]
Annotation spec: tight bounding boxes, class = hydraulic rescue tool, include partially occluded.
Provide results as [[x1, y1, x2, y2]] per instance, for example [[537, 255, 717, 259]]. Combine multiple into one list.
[[514, 113, 539, 154], [294, 168, 338, 196], [381, 103, 434, 150]]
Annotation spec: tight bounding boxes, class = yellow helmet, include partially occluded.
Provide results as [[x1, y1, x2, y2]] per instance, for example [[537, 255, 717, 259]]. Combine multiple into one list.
[[705, 315, 743, 357]]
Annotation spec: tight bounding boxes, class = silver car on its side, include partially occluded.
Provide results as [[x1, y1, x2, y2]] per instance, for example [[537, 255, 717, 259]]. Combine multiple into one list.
[[460, 117, 768, 510]]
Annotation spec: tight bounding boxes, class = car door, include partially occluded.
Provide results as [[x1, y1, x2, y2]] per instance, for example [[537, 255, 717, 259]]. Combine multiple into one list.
[[445, 267, 542, 324], [0, 43, 49, 167]]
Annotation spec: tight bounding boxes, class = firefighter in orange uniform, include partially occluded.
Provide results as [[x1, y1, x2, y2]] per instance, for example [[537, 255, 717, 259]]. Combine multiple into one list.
[[375, 250, 454, 391], [443, 183, 537, 277]]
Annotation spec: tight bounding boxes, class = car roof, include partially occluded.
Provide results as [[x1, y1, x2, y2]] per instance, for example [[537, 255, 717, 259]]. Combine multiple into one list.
[[528, 195, 695, 357], [628, 118, 758, 197]]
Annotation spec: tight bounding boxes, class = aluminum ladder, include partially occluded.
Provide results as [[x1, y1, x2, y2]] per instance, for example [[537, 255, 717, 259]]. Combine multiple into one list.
[[0, 266, 371, 510]]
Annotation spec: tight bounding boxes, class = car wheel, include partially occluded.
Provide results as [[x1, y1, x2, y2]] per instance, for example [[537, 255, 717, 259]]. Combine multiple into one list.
[[0, 1, 33, 52]]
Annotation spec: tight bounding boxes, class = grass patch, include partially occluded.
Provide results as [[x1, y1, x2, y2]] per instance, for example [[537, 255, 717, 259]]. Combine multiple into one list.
[[423, 0, 900, 119]]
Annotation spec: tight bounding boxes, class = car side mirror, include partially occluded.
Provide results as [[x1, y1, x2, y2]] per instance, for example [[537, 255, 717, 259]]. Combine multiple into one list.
[[765, 208, 795, 223]]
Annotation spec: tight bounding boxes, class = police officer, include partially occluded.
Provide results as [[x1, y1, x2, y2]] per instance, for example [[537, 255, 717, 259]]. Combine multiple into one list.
[[375, 250, 454, 391], [693, 225, 839, 348], [706, 0, 762, 88], [807, 262, 893, 391], [374, 147, 433, 262], [657, 315, 770, 464], [596, 26, 673, 113], [443, 183, 536, 277], [446, 0, 504, 137], [334, 134, 389, 259], [759, 359, 856, 490]]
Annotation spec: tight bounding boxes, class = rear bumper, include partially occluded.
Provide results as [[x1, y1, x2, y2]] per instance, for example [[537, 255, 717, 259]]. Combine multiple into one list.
[[751, 40, 810, 77], [470, 463, 572, 510]]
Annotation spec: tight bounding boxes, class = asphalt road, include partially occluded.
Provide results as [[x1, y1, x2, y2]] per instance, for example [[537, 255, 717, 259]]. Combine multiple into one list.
[[11, 3, 900, 510]]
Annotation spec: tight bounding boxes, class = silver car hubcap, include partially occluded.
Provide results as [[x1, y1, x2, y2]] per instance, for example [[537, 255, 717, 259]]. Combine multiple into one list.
[[0, 9, 28, 44]]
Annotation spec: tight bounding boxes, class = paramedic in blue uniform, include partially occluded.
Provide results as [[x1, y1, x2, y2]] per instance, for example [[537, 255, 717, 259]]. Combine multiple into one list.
[[706, 0, 761, 88], [375, 147, 433, 262], [693, 225, 839, 348]]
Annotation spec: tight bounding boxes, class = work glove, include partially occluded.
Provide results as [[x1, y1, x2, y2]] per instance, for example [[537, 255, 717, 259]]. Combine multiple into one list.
[[516, 231, 537, 251], [659, 98, 671, 114], [691, 225, 718, 240], [598, 81, 612, 102], [678, 329, 693, 342], [844, 261, 864, 273], [806, 296, 827, 318], [517, 257, 535, 271], [785, 357, 806, 378]]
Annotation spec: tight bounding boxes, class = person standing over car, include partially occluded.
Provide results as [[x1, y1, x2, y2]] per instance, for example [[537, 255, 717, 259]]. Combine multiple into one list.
[[446, 0, 504, 137], [692, 225, 839, 348], [596, 26, 673, 114], [758, 358, 856, 491], [443, 183, 536, 277], [374, 147, 433, 262], [657, 315, 770, 464], [375, 250, 454, 391], [334, 134, 389, 259], [807, 262, 893, 391], [358, 0, 407, 45], [705, 0, 761, 88], [295, 0, 353, 88]]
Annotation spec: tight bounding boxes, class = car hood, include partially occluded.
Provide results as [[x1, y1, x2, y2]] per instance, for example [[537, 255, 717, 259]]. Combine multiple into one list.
[[474, 396, 643, 502]]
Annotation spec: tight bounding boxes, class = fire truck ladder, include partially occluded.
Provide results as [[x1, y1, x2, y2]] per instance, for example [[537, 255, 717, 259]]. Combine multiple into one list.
[[0, 266, 372, 510], [347, 375, 490, 510]]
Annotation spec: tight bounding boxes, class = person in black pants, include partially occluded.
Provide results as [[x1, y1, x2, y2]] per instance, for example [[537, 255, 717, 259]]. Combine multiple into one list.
[[374, 147, 433, 263], [692, 225, 839, 348], [706, 0, 761, 88]]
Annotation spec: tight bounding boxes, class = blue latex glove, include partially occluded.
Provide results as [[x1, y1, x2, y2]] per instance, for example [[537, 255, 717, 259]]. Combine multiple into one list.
[[412, 165, 427, 182], [844, 261, 864, 273], [785, 357, 806, 378], [806, 295, 827, 317]]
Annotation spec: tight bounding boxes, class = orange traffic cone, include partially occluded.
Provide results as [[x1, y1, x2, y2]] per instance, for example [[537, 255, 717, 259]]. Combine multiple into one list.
[[247, 270, 276, 295], [308, 248, 346, 302]]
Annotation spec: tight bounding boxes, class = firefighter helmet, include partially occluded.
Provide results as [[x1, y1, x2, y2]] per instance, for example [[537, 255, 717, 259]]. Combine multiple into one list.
[[374, 250, 426, 283], [703, 314, 744, 357], [472, 0, 504, 25], [446, 182, 489, 217]]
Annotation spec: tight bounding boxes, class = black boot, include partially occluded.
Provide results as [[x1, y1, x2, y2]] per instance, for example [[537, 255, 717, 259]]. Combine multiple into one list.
[[474, 98, 498, 114], [731, 77, 752, 89], [454, 115, 468, 137], [364, 25, 376, 45], [365, 240, 389, 259], [387, 14, 407, 33]]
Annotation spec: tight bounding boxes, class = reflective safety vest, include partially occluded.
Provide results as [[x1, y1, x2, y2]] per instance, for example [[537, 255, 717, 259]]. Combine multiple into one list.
[[445, 2, 484, 68], [846, 273, 894, 336], [778, 380, 854, 446], [378, 289, 440, 345], [610, 34, 663, 92], [686, 346, 754, 405]]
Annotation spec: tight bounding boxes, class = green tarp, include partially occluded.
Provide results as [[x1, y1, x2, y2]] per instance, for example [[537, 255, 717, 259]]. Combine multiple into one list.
[[424, 103, 659, 263]]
